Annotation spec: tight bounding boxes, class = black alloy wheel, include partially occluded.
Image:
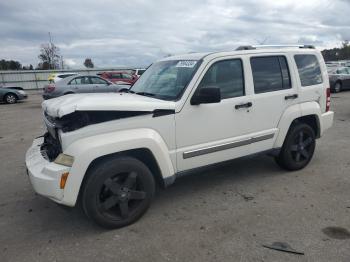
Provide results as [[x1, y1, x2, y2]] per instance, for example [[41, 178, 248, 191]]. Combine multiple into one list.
[[82, 156, 155, 228], [98, 172, 147, 220], [275, 123, 316, 171], [289, 130, 314, 163]]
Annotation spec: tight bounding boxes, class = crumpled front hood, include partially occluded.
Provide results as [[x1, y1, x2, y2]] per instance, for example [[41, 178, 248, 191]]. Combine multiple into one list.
[[42, 93, 176, 118]]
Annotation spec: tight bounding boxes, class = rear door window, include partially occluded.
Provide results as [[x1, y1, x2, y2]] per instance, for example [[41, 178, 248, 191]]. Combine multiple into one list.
[[90, 76, 108, 84], [70, 76, 90, 85], [250, 56, 291, 93], [294, 55, 323, 86]]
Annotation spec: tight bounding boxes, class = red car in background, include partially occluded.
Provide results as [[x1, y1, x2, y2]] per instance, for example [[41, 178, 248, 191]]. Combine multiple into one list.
[[100, 71, 138, 85]]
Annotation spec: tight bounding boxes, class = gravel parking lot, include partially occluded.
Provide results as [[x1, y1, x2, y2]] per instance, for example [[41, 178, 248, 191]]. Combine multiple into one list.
[[0, 91, 350, 262]]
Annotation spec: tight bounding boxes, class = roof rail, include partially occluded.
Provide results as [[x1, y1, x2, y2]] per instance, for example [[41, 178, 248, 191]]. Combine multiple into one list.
[[235, 44, 315, 51], [300, 44, 316, 49], [235, 45, 256, 50]]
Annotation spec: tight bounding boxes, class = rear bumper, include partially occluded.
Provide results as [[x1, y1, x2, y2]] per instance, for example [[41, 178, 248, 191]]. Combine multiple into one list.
[[25, 137, 70, 204], [320, 111, 334, 136]]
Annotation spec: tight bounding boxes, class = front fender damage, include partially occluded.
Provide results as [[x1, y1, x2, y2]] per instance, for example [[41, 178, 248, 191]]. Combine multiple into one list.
[[47, 109, 175, 133]]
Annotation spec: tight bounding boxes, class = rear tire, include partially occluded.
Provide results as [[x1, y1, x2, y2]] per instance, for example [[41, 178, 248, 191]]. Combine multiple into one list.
[[82, 156, 155, 229], [4, 93, 18, 104], [275, 123, 316, 171]]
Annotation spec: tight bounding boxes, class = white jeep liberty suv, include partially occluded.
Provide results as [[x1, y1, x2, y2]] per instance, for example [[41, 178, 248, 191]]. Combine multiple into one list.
[[26, 45, 334, 228]]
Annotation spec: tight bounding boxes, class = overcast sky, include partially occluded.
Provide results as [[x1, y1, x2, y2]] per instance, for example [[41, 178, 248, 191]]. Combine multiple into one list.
[[0, 0, 349, 68]]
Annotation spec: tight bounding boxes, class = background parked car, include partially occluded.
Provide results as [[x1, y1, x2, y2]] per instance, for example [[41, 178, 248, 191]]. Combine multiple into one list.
[[43, 74, 130, 99], [131, 68, 146, 77], [100, 71, 138, 85], [0, 86, 27, 104], [326, 61, 350, 67], [328, 67, 350, 93], [48, 72, 78, 83]]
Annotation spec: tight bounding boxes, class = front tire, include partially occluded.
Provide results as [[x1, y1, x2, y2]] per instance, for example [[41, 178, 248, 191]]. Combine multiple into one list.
[[4, 93, 18, 104], [82, 156, 155, 229], [275, 123, 316, 171]]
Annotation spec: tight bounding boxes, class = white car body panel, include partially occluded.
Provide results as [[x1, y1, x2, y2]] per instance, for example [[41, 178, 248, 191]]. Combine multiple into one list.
[[25, 137, 69, 203], [62, 128, 175, 206], [42, 93, 175, 118]]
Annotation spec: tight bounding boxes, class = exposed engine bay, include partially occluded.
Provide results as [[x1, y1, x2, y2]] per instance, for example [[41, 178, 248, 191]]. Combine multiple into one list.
[[42, 109, 175, 161], [56, 110, 153, 132], [41, 132, 62, 161]]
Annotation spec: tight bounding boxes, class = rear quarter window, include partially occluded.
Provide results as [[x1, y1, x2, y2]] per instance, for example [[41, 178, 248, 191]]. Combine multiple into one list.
[[294, 55, 323, 86]]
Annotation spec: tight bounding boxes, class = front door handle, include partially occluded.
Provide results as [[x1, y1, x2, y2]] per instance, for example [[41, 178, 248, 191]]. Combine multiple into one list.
[[235, 102, 252, 109], [285, 94, 298, 100]]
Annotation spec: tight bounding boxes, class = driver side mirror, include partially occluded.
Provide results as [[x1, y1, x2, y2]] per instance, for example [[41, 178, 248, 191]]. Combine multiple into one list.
[[191, 86, 221, 105]]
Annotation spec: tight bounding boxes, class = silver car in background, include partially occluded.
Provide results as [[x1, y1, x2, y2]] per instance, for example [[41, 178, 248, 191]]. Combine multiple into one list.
[[327, 67, 350, 93], [0, 86, 27, 104], [43, 74, 130, 99]]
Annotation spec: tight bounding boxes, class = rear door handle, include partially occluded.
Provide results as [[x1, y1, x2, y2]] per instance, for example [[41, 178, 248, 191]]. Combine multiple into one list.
[[285, 94, 298, 100], [235, 102, 252, 109]]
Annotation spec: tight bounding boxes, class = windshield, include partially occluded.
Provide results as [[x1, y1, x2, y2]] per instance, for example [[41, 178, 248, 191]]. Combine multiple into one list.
[[130, 60, 201, 100]]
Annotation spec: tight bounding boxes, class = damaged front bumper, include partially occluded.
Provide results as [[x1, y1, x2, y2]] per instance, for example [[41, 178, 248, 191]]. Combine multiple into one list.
[[25, 137, 70, 203]]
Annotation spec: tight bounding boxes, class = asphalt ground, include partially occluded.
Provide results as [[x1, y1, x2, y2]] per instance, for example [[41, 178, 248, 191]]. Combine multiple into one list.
[[0, 90, 349, 262]]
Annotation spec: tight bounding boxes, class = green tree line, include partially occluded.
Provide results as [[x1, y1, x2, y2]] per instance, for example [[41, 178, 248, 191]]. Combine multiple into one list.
[[321, 41, 350, 61], [0, 59, 34, 70]]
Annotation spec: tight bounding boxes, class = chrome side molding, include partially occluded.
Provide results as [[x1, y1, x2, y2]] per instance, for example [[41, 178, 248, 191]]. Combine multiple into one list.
[[183, 133, 274, 159]]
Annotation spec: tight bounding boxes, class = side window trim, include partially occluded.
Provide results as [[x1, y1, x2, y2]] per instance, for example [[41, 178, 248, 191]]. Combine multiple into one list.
[[90, 76, 100, 84], [278, 56, 292, 90], [87, 76, 93, 84], [68, 78, 77, 85]]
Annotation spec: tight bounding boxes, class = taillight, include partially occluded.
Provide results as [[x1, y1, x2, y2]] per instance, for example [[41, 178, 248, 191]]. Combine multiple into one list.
[[326, 87, 331, 112], [46, 84, 55, 93]]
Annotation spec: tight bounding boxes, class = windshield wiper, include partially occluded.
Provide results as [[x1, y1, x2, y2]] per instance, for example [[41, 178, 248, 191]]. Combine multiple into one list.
[[135, 92, 156, 97], [119, 88, 135, 93]]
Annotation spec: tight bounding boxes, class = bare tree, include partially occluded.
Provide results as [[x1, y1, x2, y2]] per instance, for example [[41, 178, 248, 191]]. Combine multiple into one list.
[[38, 43, 61, 69], [255, 36, 270, 45], [84, 58, 94, 68]]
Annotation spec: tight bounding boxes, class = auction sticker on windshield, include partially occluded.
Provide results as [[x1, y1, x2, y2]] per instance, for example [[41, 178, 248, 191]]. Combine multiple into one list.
[[176, 60, 197, 68]]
